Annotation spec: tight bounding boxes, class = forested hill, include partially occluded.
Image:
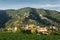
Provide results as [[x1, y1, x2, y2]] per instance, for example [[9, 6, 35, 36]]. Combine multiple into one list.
[[0, 7, 60, 28]]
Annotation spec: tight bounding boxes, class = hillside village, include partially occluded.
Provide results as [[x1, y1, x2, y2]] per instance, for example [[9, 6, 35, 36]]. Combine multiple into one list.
[[0, 7, 60, 35], [3, 24, 58, 35], [0, 0, 60, 39], [2, 12, 59, 35]]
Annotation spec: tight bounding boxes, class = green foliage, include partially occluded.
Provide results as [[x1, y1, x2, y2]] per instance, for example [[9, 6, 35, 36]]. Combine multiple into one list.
[[31, 28, 37, 34], [25, 30, 31, 34], [16, 28, 21, 33], [0, 32, 60, 40], [50, 32, 60, 35]]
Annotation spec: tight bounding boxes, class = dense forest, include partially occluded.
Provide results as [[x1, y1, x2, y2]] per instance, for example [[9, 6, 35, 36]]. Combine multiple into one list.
[[0, 7, 60, 28]]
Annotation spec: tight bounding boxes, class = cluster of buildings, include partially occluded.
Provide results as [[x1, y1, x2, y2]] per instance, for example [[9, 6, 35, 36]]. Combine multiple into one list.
[[6, 24, 58, 34], [21, 24, 58, 34]]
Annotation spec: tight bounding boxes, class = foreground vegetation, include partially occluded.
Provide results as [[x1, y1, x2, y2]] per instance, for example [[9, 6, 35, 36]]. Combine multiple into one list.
[[0, 32, 60, 40]]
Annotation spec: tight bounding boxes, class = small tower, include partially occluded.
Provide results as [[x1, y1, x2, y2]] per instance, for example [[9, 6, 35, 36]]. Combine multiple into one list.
[[50, 24, 56, 32]]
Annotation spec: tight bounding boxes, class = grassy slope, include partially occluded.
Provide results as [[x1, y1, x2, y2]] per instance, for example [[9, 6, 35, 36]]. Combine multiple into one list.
[[0, 32, 60, 40]]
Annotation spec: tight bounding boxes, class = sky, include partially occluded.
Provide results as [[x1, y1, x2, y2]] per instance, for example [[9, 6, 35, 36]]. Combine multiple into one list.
[[0, 0, 60, 11]]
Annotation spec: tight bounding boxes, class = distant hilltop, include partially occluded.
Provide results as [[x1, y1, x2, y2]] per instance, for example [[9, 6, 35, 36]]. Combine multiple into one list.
[[0, 7, 60, 28]]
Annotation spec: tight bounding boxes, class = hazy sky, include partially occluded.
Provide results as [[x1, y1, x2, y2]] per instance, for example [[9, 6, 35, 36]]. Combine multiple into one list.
[[0, 0, 60, 11]]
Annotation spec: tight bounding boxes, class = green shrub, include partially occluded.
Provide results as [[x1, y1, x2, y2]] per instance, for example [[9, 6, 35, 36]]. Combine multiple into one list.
[[16, 28, 21, 33], [50, 32, 59, 35], [31, 28, 37, 34], [20, 28, 31, 34]]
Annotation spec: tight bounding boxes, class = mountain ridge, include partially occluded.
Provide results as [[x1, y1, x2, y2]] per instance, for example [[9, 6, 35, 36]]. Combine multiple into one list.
[[0, 7, 60, 28]]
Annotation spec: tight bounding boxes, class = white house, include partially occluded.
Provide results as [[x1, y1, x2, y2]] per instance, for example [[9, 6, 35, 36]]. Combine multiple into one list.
[[50, 25, 58, 31], [37, 27, 48, 34], [7, 27, 18, 32]]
